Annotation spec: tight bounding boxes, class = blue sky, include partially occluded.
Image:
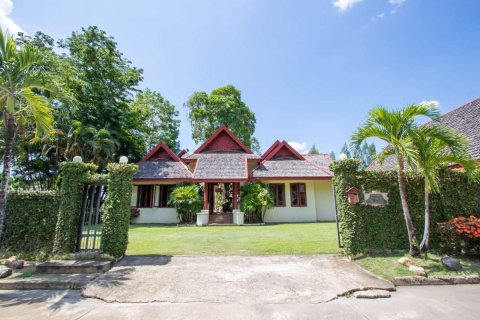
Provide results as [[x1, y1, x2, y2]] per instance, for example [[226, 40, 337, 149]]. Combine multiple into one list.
[[2, 0, 479, 154]]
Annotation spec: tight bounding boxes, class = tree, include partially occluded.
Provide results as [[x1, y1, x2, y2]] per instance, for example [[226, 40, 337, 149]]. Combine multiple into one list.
[[58, 26, 144, 162], [130, 89, 180, 152], [186, 85, 260, 153], [408, 125, 479, 253], [329, 151, 336, 160], [0, 29, 54, 239], [340, 141, 376, 169], [309, 144, 319, 155], [351, 103, 440, 256]]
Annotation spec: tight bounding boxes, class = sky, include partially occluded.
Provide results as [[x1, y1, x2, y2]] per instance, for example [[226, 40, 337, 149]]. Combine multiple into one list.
[[2, 0, 479, 155]]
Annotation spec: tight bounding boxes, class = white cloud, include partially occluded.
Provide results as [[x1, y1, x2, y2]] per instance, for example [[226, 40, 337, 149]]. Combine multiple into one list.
[[389, 0, 407, 14], [287, 141, 308, 153], [0, 0, 24, 35], [377, 13, 385, 19], [332, 0, 364, 12], [419, 100, 440, 108]]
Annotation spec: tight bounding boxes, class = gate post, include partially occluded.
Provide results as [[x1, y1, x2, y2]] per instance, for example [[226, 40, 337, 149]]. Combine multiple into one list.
[[101, 163, 138, 258], [53, 162, 97, 254]]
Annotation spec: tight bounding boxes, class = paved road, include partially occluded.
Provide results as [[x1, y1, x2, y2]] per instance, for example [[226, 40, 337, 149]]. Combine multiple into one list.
[[82, 255, 393, 303], [1, 285, 479, 319]]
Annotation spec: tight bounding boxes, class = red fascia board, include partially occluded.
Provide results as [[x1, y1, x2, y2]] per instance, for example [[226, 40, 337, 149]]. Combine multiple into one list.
[[192, 178, 249, 183], [193, 125, 254, 154], [263, 141, 305, 162], [261, 140, 281, 159], [138, 142, 182, 163], [133, 178, 193, 182], [249, 176, 332, 181]]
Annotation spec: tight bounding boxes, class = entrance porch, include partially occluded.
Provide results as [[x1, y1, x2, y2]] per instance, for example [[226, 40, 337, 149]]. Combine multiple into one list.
[[197, 182, 244, 226]]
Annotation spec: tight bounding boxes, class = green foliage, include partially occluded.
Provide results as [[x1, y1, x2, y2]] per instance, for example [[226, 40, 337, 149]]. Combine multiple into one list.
[[309, 144, 319, 155], [340, 141, 376, 169], [130, 89, 181, 152], [240, 182, 274, 223], [186, 85, 260, 153], [1, 191, 60, 257], [101, 163, 138, 258], [169, 184, 203, 224], [53, 162, 97, 254], [331, 159, 480, 257]]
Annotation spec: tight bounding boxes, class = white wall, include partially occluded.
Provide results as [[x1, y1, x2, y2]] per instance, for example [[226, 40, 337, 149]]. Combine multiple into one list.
[[314, 180, 336, 221], [261, 180, 335, 223], [131, 184, 180, 224]]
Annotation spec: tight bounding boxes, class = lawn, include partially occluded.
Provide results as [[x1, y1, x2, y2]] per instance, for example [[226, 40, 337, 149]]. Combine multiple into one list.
[[126, 222, 339, 256], [355, 252, 480, 282]]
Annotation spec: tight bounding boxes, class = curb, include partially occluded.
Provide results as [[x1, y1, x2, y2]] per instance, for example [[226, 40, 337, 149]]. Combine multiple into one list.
[[394, 274, 480, 286], [0, 279, 90, 290]]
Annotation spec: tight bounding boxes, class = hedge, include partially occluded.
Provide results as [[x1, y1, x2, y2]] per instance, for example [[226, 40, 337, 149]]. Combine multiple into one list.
[[1, 191, 60, 256], [101, 163, 137, 258], [331, 159, 480, 257], [53, 162, 98, 254]]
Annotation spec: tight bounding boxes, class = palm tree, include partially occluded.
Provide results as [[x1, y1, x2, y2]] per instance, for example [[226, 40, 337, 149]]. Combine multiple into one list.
[[0, 29, 53, 239], [408, 125, 479, 253], [351, 104, 440, 256]]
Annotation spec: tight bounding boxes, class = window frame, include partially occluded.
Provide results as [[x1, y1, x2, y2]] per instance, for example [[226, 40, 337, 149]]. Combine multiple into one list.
[[136, 184, 154, 208], [270, 183, 286, 207], [156, 184, 175, 208], [290, 183, 307, 207]]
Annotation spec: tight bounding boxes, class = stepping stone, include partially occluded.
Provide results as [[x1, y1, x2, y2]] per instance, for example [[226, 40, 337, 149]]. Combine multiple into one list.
[[353, 289, 391, 299]]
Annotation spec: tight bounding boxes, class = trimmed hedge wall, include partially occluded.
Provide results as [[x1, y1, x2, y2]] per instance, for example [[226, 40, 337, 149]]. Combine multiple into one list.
[[53, 162, 98, 254], [1, 191, 60, 255], [331, 159, 480, 257], [101, 163, 137, 258]]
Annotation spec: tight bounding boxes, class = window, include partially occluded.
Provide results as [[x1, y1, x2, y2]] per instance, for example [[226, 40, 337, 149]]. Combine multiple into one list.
[[158, 185, 175, 208], [137, 185, 154, 208], [290, 183, 307, 207], [270, 184, 285, 207]]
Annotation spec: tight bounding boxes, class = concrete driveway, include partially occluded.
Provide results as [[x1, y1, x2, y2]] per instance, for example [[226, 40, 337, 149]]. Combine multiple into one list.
[[82, 255, 394, 303]]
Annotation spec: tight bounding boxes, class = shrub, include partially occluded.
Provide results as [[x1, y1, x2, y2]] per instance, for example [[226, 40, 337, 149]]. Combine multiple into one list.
[[437, 216, 480, 256], [2, 191, 60, 258], [240, 182, 273, 223], [131, 207, 141, 221], [170, 184, 202, 224]]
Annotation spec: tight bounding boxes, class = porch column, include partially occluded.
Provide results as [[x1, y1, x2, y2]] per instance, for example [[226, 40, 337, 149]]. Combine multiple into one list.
[[233, 182, 239, 210], [203, 182, 209, 210]]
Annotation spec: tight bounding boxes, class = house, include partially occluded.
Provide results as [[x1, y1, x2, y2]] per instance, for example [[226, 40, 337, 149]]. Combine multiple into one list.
[[131, 125, 336, 224], [368, 97, 480, 170]]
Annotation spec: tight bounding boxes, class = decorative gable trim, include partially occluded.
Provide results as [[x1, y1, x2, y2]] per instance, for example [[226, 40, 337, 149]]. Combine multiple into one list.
[[139, 142, 182, 163], [261, 140, 281, 160], [263, 141, 305, 161], [193, 125, 254, 154]]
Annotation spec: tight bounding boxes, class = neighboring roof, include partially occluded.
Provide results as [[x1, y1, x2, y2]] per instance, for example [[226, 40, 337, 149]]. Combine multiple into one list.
[[135, 142, 192, 180], [303, 154, 334, 169], [368, 97, 480, 171], [192, 153, 250, 181], [193, 125, 254, 154]]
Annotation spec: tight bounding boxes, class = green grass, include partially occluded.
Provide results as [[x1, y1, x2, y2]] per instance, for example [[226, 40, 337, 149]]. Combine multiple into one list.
[[126, 222, 339, 256], [355, 252, 480, 282]]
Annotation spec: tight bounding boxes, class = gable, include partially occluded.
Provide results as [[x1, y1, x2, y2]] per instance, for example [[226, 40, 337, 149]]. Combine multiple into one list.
[[264, 141, 305, 161], [139, 142, 181, 163], [201, 131, 245, 152], [194, 125, 253, 154]]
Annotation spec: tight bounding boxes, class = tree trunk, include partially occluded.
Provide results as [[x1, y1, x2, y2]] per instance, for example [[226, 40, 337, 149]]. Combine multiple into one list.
[[0, 112, 17, 241], [396, 155, 419, 256], [420, 186, 430, 254]]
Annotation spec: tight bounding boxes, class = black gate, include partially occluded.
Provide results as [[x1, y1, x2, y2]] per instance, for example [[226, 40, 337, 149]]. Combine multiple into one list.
[[76, 184, 107, 252]]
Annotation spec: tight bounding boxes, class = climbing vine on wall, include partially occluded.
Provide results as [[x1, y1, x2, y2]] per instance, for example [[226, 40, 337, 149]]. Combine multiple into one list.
[[331, 159, 480, 257], [101, 163, 138, 258]]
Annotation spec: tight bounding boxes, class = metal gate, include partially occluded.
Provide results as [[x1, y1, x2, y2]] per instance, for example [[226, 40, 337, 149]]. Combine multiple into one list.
[[76, 184, 107, 252]]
